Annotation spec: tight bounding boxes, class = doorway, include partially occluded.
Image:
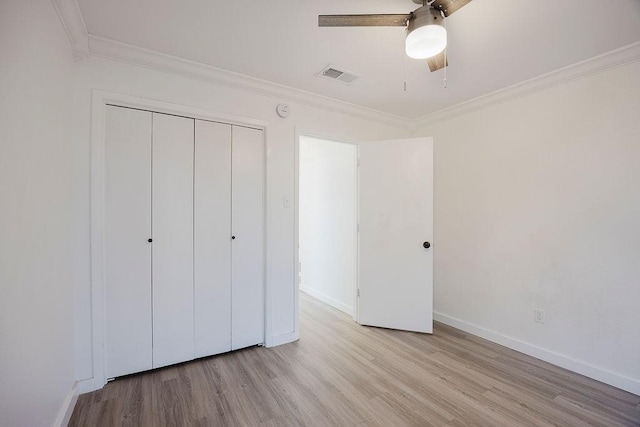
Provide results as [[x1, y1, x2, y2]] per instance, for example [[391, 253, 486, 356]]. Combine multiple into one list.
[[297, 135, 358, 319]]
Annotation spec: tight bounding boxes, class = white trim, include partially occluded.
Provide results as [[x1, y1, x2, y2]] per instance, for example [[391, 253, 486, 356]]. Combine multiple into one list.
[[416, 41, 640, 127], [77, 377, 99, 394], [355, 143, 360, 324], [90, 89, 271, 390], [93, 90, 269, 130], [268, 331, 299, 348], [300, 287, 353, 317], [86, 37, 640, 128], [89, 91, 106, 390], [291, 129, 301, 346], [87, 36, 411, 130], [50, 0, 89, 60], [47, 5, 640, 125], [261, 123, 270, 352], [53, 381, 78, 427], [434, 311, 640, 396]]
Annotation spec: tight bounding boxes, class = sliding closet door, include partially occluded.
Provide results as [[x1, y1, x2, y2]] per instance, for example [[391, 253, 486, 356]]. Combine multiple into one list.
[[231, 126, 264, 350], [194, 120, 232, 357], [152, 113, 195, 368], [105, 106, 153, 378]]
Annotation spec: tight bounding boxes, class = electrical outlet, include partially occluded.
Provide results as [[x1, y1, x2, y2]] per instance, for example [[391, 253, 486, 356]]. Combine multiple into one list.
[[534, 309, 546, 324]]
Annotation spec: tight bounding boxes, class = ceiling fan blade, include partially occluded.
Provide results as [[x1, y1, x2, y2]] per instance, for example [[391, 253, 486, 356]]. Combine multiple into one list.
[[427, 51, 448, 72], [430, 0, 472, 17], [318, 14, 411, 27]]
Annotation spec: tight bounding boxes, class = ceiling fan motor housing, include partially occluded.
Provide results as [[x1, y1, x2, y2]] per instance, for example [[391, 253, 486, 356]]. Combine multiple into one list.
[[408, 6, 444, 33]]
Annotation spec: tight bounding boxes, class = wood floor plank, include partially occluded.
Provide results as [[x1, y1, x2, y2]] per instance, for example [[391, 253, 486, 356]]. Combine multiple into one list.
[[69, 292, 640, 426]]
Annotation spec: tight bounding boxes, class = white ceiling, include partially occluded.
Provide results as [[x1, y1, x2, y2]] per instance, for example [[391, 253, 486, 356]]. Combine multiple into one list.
[[77, 0, 640, 119]]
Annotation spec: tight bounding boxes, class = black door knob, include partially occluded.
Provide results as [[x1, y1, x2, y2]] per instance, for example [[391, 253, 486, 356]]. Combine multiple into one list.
[[231, 236, 236, 240], [423, 241, 431, 249], [148, 238, 153, 243]]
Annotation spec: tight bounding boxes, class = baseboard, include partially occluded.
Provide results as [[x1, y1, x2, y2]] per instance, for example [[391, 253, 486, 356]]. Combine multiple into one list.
[[75, 329, 298, 390], [266, 330, 298, 347], [300, 286, 353, 316], [434, 312, 640, 396], [54, 381, 78, 427], [77, 377, 101, 394]]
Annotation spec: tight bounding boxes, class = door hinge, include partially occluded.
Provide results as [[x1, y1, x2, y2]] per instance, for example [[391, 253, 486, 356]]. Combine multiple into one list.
[[357, 289, 360, 297], [357, 223, 360, 232]]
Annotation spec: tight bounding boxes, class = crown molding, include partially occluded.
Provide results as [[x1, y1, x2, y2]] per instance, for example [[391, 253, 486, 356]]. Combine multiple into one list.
[[50, 4, 640, 130], [87, 35, 412, 130], [415, 40, 640, 128], [51, 0, 89, 60]]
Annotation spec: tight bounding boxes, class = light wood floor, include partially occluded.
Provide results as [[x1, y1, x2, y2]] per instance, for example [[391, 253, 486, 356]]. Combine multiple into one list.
[[70, 293, 640, 426]]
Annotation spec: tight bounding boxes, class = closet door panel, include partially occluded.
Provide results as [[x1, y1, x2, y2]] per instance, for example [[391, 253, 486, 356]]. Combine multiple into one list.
[[105, 106, 153, 378], [194, 120, 232, 357], [231, 126, 264, 350], [152, 113, 195, 368]]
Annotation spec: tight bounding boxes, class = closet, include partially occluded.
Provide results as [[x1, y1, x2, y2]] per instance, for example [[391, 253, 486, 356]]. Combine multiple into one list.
[[104, 105, 264, 379]]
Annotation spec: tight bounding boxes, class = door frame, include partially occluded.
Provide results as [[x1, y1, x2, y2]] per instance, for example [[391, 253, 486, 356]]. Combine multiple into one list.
[[88, 89, 269, 392], [294, 129, 360, 323]]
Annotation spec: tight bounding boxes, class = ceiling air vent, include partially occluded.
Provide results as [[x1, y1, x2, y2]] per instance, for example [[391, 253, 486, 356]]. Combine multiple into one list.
[[318, 65, 360, 85]]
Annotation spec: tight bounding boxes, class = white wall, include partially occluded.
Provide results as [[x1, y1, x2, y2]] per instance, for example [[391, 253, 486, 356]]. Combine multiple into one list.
[[299, 136, 357, 315], [0, 0, 77, 425], [71, 56, 411, 383], [417, 60, 640, 394]]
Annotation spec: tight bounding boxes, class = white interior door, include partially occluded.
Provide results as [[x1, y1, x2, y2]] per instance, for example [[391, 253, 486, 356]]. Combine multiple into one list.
[[231, 126, 264, 350], [358, 137, 433, 333], [152, 113, 195, 368], [194, 120, 232, 357], [105, 106, 153, 378]]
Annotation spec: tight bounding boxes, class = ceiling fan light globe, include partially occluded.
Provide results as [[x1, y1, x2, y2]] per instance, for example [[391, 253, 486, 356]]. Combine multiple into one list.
[[405, 25, 447, 59]]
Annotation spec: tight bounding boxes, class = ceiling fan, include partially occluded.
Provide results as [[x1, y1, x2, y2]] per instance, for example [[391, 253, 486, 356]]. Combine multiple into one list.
[[319, 0, 472, 72]]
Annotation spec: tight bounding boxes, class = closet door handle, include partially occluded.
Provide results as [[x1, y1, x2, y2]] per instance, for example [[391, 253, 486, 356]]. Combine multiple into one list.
[[231, 236, 236, 240], [148, 238, 153, 243]]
